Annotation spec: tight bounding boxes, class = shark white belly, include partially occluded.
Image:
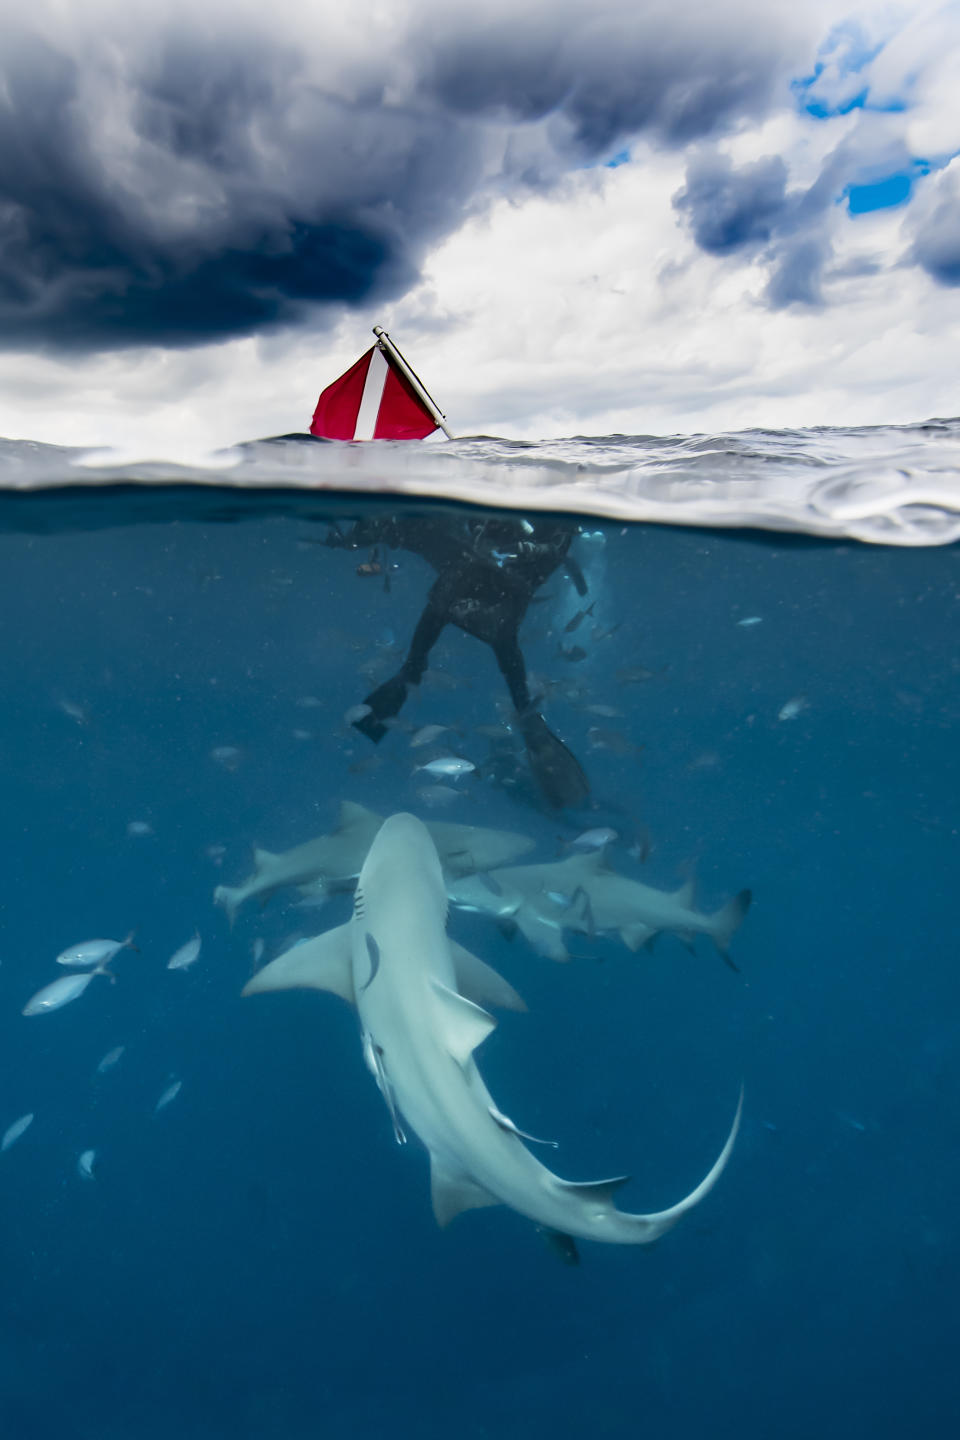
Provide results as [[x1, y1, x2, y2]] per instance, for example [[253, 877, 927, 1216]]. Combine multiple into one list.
[[244, 813, 741, 1248]]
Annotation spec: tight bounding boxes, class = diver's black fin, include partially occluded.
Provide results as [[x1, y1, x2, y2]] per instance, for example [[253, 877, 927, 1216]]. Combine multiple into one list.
[[354, 672, 411, 743], [518, 711, 590, 809]]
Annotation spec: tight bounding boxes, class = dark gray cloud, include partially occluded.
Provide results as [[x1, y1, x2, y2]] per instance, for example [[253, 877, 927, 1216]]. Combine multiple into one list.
[[911, 172, 960, 286], [673, 153, 788, 254], [0, 3, 806, 352]]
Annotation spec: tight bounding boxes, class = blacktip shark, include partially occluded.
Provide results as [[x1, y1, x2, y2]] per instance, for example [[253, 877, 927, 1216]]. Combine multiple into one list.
[[449, 850, 751, 969], [214, 799, 535, 923], [243, 813, 741, 1249]]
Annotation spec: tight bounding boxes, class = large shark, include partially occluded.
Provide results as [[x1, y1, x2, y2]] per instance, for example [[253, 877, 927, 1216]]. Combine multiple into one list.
[[243, 813, 741, 1248], [214, 800, 535, 923], [448, 851, 751, 968]]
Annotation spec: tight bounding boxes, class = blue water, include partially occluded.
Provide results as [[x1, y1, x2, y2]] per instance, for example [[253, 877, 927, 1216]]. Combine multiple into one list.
[[0, 480, 957, 1439]]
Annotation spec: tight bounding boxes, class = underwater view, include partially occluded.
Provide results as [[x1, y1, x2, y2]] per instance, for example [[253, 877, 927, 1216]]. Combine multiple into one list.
[[1, 442, 957, 1439]]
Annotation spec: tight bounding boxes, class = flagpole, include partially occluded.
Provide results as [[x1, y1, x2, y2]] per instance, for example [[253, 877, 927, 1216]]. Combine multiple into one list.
[[372, 326, 455, 439]]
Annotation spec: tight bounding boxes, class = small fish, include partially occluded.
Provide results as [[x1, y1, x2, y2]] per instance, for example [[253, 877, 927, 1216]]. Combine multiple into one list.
[[23, 967, 110, 1016], [77, 1149, 97, 1180], [167, 932, 202, 971], [57, 933, 136, 968], [210, 745, 242, 769], [344, 704, 373, 725], [96, 1045, 126, 1075], [737, 616, 763, 627], [568, 827, 618, 852], [778, 695, 808, 722], [563, 602, 595, 634], [296, 695, 324, 708], [205, 843, 227, 864], [415, 757, 475, 779], [616, 666, 658, 685], [126, 820, 154, 837], [591, 623, 622, 643], [291, 729, 313, 741], [57, 698, 88, 725], [584, 704, 623, 718], [557, 644, 587, 663], [155, 1079, 183, 1113], [410, 724, 451, 749], [1, 1113, 34, 1153]]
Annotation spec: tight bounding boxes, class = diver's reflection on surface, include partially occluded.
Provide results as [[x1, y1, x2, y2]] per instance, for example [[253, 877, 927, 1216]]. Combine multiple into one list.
[[325, 513, 590, 809]]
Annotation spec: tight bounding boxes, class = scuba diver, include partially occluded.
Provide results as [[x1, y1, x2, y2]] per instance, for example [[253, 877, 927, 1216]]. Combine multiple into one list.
[[323, 512, 591, 809]]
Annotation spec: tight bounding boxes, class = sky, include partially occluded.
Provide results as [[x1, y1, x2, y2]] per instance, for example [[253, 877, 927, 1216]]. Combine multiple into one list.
[[0, 0, 958, 460]]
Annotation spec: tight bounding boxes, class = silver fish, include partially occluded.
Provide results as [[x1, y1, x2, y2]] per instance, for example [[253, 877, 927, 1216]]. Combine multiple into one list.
[[155, 1079, 183, 1113], [167, 932, 202, 971], [23, 968, 109, 1016], [568, 827, 618, 851], [96, 1045, 126, 1075], [778, 695, 808, 722], [56, 933, 136, 968], [415, 757, 475, 779], [410, 724, 451, 748], [1, 1113, 34, 1152]]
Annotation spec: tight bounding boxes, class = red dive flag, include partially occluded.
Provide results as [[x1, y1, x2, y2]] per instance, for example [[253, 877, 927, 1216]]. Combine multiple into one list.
[[309, 327, 451, 441]]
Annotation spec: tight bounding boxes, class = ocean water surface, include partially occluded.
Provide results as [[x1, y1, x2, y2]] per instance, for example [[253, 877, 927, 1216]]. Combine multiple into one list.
[[0, 424, 957, 1439]]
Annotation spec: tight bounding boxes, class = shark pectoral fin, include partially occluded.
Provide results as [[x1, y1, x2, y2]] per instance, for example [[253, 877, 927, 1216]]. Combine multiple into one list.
[[429, 980, 497, 1066], [252, 846, 278, 871], [241, 924, 355, 1003], [449, 942, 527, 1013], [430, 1154, 500, 1228], [619, 922, 656, 952]]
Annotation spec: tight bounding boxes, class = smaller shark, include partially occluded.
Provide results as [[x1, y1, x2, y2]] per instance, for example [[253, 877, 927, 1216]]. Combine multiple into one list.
[[449, 851, 751, 968], [214, 800, 535, 923], [244, 813, 741, 1249]]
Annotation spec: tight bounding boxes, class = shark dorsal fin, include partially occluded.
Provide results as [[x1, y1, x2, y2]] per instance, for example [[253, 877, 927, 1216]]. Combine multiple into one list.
[[429, 980, 496, 1066], [241, 924, 355, 1004], [338, 800, 380, 832], [449, 942, 527, 1013], [430, 1153, 500, 1227]]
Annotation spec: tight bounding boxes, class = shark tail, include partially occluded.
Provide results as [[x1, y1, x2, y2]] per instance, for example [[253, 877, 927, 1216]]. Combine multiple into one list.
[[620, 1086, 744, 1243], [213, 884, 246, 927], [709, 889, 752, 971]]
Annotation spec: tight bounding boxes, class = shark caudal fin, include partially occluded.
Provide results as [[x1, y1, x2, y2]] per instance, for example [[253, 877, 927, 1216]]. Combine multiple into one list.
[[618, 1086, 744, 1243], [213, 884, 247, 927], [710, 889, 752, 971]]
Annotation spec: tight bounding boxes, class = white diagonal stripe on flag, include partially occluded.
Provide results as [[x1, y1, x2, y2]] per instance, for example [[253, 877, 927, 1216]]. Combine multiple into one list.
[[354, 345, 389, 440]]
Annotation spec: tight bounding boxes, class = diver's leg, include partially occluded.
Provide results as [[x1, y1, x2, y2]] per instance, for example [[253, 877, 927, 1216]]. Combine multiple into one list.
[[353, 605, 446, 742]]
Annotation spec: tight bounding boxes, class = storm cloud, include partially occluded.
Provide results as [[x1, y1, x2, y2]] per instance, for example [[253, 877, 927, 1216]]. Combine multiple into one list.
[[0, 1, 811, 352]]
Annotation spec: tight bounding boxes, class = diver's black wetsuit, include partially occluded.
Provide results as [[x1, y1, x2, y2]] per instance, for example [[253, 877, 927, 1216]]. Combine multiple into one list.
[[326, 513, 590, 809]]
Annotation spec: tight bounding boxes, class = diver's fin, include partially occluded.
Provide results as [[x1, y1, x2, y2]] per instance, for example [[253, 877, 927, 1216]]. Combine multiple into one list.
[[518, 711, 590, 809]]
